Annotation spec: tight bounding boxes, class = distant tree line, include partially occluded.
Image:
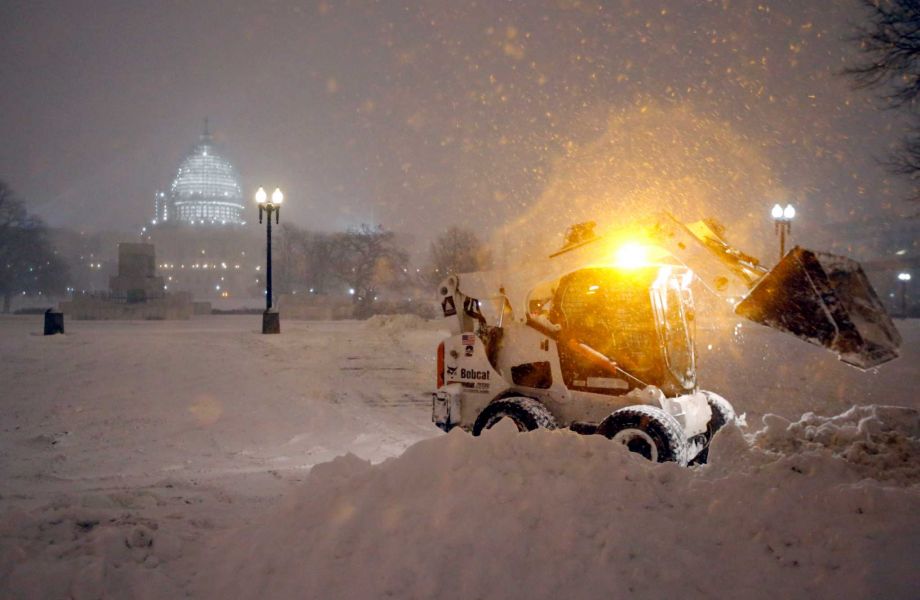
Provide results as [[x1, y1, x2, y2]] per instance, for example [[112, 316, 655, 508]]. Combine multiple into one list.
[[846, 0, 920, 202], [0, 181, 69, 313], [276, 223, 409, 317], [275, 223, 491, 317]]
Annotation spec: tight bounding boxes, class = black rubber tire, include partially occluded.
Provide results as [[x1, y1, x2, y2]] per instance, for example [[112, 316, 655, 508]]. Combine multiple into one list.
[[692, 391, 738, 465], [597, 405, 688, 465], [472, 397, 557, 436]]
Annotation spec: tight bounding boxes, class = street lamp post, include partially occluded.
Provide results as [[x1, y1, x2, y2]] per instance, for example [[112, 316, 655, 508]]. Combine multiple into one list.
[[256, 186, 283, 334], [771, 203, 795, 261], [898, 272, 911, 317]]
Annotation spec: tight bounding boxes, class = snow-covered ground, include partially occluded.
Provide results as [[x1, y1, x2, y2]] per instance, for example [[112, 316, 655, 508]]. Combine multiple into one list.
[[0, 314, 917, 598]]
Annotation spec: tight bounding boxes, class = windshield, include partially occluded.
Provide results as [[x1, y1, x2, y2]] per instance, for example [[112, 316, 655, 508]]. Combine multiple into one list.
[[550, 267, 664, 385], [652, 277, 695, 390]]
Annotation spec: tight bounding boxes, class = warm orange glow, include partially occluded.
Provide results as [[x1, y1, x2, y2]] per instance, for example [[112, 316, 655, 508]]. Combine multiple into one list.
[[613, 242, 649, 269]]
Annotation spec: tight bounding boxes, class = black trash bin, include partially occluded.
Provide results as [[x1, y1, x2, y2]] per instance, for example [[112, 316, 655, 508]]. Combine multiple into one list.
[[262, 309, 280, 334], [44, 309, 65, 335]]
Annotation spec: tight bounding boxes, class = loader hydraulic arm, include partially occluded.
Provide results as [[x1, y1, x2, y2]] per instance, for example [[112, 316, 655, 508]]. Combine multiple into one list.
[[645, 212, 901, 370], [645, 213, 767, 300]]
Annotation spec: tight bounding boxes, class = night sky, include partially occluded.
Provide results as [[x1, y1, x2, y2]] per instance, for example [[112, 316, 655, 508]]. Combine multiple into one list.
[[0, 0, 910, 256]]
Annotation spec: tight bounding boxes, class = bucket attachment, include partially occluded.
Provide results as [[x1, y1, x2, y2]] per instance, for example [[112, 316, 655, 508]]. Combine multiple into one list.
[[734, 247, 901, 369]]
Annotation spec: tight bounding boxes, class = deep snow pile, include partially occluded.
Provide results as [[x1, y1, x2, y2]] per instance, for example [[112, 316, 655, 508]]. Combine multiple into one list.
[[0, 508, 186, 599], [754, 405, 920, 483], [195, 406, 920, 600]]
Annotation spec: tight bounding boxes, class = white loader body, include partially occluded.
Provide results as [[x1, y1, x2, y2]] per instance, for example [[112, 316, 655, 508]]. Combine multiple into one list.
[[431, 214, 899, 465]]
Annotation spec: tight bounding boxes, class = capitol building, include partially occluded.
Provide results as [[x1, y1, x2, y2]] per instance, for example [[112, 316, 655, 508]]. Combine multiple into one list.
[[146, 122, 262, 303], [154, 121, 246, 227]]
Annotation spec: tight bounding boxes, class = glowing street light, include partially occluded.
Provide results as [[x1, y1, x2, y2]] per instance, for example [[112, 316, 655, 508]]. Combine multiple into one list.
[[771, 203, 795, 261], [256, 186, 284, 334]]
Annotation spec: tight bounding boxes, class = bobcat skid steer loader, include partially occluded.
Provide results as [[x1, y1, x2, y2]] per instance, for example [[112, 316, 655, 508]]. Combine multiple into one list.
[[431, 214, 901, 465]]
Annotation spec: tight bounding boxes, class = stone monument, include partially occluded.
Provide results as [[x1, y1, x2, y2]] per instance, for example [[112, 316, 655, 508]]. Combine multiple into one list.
[[60, 242, 193, 320], [109, 243, 165, 303]]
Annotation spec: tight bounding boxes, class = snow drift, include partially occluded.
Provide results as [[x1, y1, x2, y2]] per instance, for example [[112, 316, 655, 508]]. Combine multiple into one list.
[[195, 405, 919, 600]]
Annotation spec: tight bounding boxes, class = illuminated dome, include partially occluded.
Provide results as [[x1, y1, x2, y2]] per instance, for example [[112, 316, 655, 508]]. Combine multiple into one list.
[[165, 121, 245, 226]]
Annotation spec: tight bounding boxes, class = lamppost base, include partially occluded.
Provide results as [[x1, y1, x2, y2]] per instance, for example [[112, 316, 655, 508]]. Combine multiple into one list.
[[262, 309, 280, 334]]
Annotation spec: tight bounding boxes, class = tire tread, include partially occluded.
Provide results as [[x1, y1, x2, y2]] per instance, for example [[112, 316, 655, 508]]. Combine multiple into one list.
[[599, 405, 688, 465], [472, 397, 557, 435]]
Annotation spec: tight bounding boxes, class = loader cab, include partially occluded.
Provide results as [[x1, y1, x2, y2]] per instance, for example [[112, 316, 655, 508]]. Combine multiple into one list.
[[530, 265, 696, 397]]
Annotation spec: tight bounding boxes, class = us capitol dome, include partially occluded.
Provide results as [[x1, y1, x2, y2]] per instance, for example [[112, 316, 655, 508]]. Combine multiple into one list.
[[153, 120, 245, 226]]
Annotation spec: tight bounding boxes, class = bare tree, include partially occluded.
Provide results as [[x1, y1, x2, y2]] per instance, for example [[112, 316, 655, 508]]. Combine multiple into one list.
[[846, 0, 920, 106], [276, 223, 309, 295], [0, 181, 69, 312], [423, 226, 492, 287], [0, 181, 28, 233], [330, 224, 409, 317], [277, 224, 338, 295], [845, 0, 920, 199]]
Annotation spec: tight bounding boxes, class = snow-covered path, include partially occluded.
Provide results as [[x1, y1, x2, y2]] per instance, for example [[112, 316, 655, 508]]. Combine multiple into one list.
[[0, 315, 447, 597], [0, 315, 917, 598], [0, 315, 442, 506]]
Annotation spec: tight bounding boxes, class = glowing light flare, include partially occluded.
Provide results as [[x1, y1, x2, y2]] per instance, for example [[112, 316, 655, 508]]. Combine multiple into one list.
[[772, 203, 795, 220], [271, 188, 284, 204], [613, 242, 650, 269], [188, 394, 223, 427], [255, 187, 267, 204], [898, 272, 912, 281]]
